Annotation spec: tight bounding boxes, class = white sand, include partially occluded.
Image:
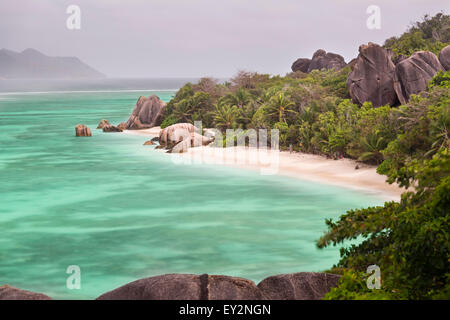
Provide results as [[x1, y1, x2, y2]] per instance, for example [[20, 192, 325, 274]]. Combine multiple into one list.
[[123, 127, 404, 201], [123, 127, 161, 136]]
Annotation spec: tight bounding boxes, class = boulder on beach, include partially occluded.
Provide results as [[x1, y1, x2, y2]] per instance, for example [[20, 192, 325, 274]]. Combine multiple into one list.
[[347, 42, 398, 107], [102, 123, 123, 133], [169, 132, 215, 153], [307, 49, 346, 73], [75, 124, 92, 137], [439, 45, 450, 70], [159, 123, 199, 148], [96, 274, 263, 300], [96, 119, 110, 129], [393, 51, 445, 104], [0, 285, 52, 300], [257, 272, 341, 300], [126, 95, 166, 130]]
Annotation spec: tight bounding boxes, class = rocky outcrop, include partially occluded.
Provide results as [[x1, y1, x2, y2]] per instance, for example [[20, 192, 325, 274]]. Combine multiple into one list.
[[257, 272, 340, 300], [102, 124, 123, 133], [143, 140, 155, 146], [159, 123, 199, 148], [347, 42, 398, 107], [291, 50, 346, 73], [393, 51, 445, 104], [97, 119, 110, 129], [0, 285, 52, 300], [158, 123, 213, 153], [75, 124, 92, 137], [96, 274, 263, 300], [438, 45, 450, 71], [291, 58, 311, 73], [307, 49, 346, 73], [126, 95, 166, 130]]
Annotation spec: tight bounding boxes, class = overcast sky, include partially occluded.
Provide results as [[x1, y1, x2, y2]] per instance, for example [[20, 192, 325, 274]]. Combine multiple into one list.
[[1, 0, 448, 77]]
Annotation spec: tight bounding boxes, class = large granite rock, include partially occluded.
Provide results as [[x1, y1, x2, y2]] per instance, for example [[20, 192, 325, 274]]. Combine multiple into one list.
[[257, 272, 341, 300], [347, 42, 398, 107], [291, 58, 311, 73], [0, 285, 52, 300], [75, 124, 92, 137], [159, 122, 214, 153], [438, 45, 450, 71], [394, 51, 445, 104], [307, 49, 346, 73], [126, 95, 166, 130], [96, 274, 263, 300], [159, 123, 199, 148]]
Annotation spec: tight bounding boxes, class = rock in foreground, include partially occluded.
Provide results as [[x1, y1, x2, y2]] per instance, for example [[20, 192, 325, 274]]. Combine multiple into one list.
[[126, 95, 166, 130], [257, 272, 341, 300], [347, 42, 398, 107], [394, 51, 445, 104], [0, 285, 52, 300], [96, 272, 340, 300], [96, 274, 263, 300], [75, 124, 92, 137]]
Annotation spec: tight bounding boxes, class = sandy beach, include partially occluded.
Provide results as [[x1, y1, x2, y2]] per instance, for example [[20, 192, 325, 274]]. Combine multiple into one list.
[[123, 128, 404, 201]]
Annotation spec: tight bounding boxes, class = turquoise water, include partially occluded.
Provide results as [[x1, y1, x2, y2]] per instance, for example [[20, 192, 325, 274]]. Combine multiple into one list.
[[0, 89, 385, 299]]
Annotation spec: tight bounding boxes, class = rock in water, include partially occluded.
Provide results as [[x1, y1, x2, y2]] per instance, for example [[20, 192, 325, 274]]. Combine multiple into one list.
[[143, 140, 155, 145], [117, 122, 127, 131], [102, 124, 123, 132], [347, 42, 397, 107], [96, 274, 263, 300], [394, 51, 445, 104], [438, 45, 450, 71], [257, 272, 341, 300], [126, 95, 166, 130], [291, 58, 311, 73], [96, 119, 110, 129], [75, 124, 92, 137], [0, 285, 52, 300], [307, 49, 346, 73]]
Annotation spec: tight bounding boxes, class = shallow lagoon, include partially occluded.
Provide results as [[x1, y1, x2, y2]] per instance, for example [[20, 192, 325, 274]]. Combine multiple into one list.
[[0, 90, 386, 299]]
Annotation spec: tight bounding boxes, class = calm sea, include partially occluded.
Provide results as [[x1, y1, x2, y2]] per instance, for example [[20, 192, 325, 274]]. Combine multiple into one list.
[[0, 79, 385, 299]]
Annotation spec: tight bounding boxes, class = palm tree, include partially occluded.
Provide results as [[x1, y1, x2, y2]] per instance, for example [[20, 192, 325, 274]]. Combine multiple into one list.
[[223, 88, 251, 108], [214, 102, 239, 131], [267, 93, 297, 123], [172, 100, 192, 123], [358, 133, 386, 164]]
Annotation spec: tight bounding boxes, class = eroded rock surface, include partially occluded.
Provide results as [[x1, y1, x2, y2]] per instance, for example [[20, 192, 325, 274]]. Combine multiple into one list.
[[347, 42, 398, 107], [126, 95, 166, 130], [394, 51, 445, 104], [0, 285, 52, 300]]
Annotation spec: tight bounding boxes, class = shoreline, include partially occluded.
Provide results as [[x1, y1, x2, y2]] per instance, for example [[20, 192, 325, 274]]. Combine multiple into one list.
[[123, 127, 404, 201]]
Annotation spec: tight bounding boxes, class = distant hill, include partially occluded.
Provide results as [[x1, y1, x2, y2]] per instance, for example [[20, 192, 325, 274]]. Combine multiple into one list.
[[0, 48, 105, 79]]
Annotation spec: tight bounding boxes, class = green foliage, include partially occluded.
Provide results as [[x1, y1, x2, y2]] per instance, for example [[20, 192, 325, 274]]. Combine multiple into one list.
[[384, 13, 450, 58]]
